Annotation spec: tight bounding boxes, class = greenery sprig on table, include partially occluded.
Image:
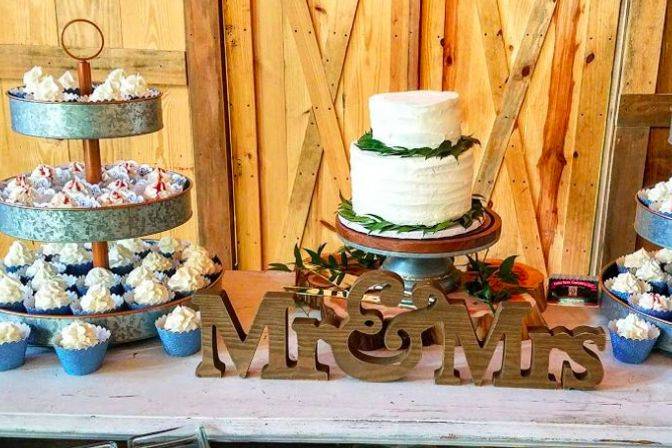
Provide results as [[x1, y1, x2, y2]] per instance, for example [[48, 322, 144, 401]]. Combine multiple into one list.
[[355, 131, 479, 159], [464, 254, 524, 312], [338, 196, 484, 235]]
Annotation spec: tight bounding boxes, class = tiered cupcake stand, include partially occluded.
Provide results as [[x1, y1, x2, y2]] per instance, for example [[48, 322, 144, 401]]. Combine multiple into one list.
[[0, 20, 220, 346], [600, 193, 672, 353], [336, 205, 502, 292]]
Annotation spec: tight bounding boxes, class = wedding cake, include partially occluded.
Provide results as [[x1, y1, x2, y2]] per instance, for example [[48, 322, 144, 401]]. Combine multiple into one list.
[[341, 90, 479, 236]]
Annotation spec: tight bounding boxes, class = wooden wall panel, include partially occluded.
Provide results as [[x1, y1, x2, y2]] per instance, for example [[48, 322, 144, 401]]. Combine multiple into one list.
[[0, 0, 200, 257]]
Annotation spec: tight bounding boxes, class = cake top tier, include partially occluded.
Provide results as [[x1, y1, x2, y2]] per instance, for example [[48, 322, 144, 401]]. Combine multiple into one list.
[[369, 90, 461, 149]]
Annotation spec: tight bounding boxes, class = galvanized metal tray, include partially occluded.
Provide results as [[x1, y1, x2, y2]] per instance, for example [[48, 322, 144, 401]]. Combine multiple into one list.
[[634, 193, 672, 247], [0, 262, 222, 347], [0, 175, 192, 243], [6, 90, 162, 139], [600, 261, 672, 353]]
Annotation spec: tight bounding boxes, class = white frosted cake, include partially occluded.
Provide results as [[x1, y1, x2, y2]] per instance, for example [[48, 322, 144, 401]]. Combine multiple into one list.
[[345, 90, 477, 234]]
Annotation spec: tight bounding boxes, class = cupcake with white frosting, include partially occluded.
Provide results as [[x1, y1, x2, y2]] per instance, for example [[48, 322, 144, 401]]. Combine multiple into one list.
[[629, 292, 672, 321], [608, 313, 660, 364], [155, 306, 201, 357], [24, 280, 76, 315], [141, 252, 175, 277], [180, 243, 209, 261], [124, 265, 160, 291], [108, 244, 136, 276], [183, 251, 221, 282], [79, 267, 123, 296], [156, 236, 183, 259], [604, 272, 652, 301], [3, 241, 36, 275], [72, 284, 124, 315], [634, 259, 669, 293], [617, 248, 653, 274], [53, 321, 111, 376], [0, 322, 31, 371], [0, 273, 31, 312], [116, 238, 151, 258], [167, 266, 207, 298], [126, 279, 173, 310], [58, 243, 93, 276], [40, 242, 64, 262]]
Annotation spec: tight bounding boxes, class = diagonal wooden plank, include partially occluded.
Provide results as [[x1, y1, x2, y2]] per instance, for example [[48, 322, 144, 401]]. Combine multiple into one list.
[[475, 0, 547, 276], [283, 0, 351, 198], [223, 0, 262, 269], [274, 0, 358, 261], [473, 0, 558, 201]]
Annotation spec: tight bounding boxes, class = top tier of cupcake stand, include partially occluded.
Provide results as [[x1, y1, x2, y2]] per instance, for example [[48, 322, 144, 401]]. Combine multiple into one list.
[[600, 192, 672, 353]]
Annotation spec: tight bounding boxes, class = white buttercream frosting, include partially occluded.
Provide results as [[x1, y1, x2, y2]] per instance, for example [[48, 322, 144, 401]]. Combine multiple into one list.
[[133, 279, 170, 305], [350, 143, 473, 225], [0, 275, 26, 304], [623, 248, 652, 269], [168, 267, 207, 293], [162, 306, 200, 333], [58, 71, 76, 90], [34, 281, 71, 310], [58, 321, 101, 349], [117, 238, 148, 254], [84, 268, 117, 289], [4, 241, 36, 267], [157, 236, 182, 254], [184, 252, 216, 276], [655, 248, 672, 265], [32, 75, 61, 101], [0, 322, 28, 344], [181, 244, 209, 260], [608, 272, 651, 294], [610, 313, 660, 340], [109, 244, 134, 268], [23, 66, 44, 94], [369, 91, 462, 147], [631, 292, 672, 312], [80, 284, 117, 313], [635, 259, 667, 282], [126, 265, 156, 289], [58, 243, 91, 265], [142, 252, 173, 272]]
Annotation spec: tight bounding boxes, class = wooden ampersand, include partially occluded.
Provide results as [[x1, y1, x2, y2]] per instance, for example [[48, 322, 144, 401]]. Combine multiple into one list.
[[194, 270, 605, 389]]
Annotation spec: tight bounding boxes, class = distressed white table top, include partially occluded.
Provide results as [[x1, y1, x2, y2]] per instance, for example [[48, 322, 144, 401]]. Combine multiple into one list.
[[0, 271, 670, 447]]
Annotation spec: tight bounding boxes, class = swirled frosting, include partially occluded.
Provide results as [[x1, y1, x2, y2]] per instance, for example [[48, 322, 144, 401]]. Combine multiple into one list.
[[117, 238, 148, 254], [656, 248, 672, 265], [58, 321, 100, 349], [181, 244, 209, 260], [0, 275, 25, 304], [623, 248, 653, 270], [109, 244, 134, 268], [163, 306, 201, 332], [612, 313, 659, 340], [610, 272, 652, 294], [167, 267, 207, 293], [58, 243, 91, 265], [157, 236, 182, 255], [635, 259, 667, 282], [126, 265, 155, 289], [0, 322, 25, 344], [84, 268, 117, 289], [184, 252, 216, 275], [4, 241, 36, 267], [80, 284, 117, 313], [142, 252, 173, 272], [133, 279, 170, 305], [34, 281, 71, 310]]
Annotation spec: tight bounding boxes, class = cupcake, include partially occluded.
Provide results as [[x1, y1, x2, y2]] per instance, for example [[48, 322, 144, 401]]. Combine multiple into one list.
[[608, 313, 660, 364], [26, 259, 65, 289], [0, 322, 30, 371], [127, 279, 172, 309], [80, 267, 123, 296], [180, 243, 209, 261], [25, 280, 75, 315], [604, 272, 651, 301], [635, 259, 668, 293], [618, 248, 653, 274], [167, 266, 207, 298], [116, 238, 151, 258], [124, 265, 159, 291], [183, 251, 220, 282], [142, 252, 175, 277], [108, 244, 136, 276], [629, 292, 672, 321], [655, 248, 672, 267], [54, 322, 111, 376], [72, 284, 124, 315], [0, 273, 31, 312], [155, 306, 201, 357], [3, 241, 36, 276], [40, 242, 64, 262], [156, 236, 183, 259], [58, 243, 93, 276]]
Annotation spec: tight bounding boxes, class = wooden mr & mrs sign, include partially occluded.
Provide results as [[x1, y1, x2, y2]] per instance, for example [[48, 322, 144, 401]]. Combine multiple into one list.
[[194, 271, 605, 389]]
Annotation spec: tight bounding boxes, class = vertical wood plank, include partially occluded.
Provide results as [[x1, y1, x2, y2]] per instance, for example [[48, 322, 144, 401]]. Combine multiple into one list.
[[55, 0, 123, 48], [223, 0, 263, 270], [598, 0, 666, 267], [419, 0, 446, 90], [184, 0, 236, 268], [442, 0, 459, 90], [119, 0, 186, 51], [407, 0, 421, 89]]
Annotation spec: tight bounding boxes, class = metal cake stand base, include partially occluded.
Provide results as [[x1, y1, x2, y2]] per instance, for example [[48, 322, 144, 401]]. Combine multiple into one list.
[[336, 208, 502, 293]]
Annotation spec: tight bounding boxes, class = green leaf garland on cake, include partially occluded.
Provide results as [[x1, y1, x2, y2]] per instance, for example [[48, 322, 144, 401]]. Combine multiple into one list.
[[338, 196, 484, 235], [355, 131, 479, 159]]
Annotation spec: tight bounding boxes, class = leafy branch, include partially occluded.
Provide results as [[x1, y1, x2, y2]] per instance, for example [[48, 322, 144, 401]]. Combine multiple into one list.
[[464, 254, 523, 313], [338, 196, 484, 235], [355, 131, 479, 160]]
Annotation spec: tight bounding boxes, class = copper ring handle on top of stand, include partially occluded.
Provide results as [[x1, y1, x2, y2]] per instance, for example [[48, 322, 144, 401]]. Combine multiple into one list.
[[60, 19, 105, 62]]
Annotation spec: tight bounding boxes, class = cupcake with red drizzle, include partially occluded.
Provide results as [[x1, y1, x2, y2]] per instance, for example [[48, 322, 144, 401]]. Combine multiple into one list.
[[48, 192, 75, 208], [144, 179, 173, 200], [28, 164, 55, 188]]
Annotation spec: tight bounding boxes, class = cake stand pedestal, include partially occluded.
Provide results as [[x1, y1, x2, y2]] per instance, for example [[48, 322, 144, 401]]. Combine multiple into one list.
[[336, 208, 502, 292]]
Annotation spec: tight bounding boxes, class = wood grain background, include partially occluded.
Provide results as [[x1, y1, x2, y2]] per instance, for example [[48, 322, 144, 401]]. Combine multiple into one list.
[[0, 0, 644, 276]]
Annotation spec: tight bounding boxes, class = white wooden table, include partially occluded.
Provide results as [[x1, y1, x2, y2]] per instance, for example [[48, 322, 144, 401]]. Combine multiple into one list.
[[0, 271, 670, 447]]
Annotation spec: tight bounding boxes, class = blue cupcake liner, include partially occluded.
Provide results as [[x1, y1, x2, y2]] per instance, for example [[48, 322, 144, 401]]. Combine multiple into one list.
[[65, 261, 93, 276], [55, 340, 109, 376], [0, 301, 25, 312], [111, 263, 135, 276], [647, 280, 668, 294], [156, 327, 201, 357], [629, 303, 672, 322], [0, 338, 29, 371], [608, 288, 630, 302], [5, 264, 27, 275], [24, 303, 72, 315], [609, 329, 658, 364]]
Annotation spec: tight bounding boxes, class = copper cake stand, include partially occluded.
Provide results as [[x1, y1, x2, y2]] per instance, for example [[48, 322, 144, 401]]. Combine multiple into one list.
[[336, 207, 502, 292]]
